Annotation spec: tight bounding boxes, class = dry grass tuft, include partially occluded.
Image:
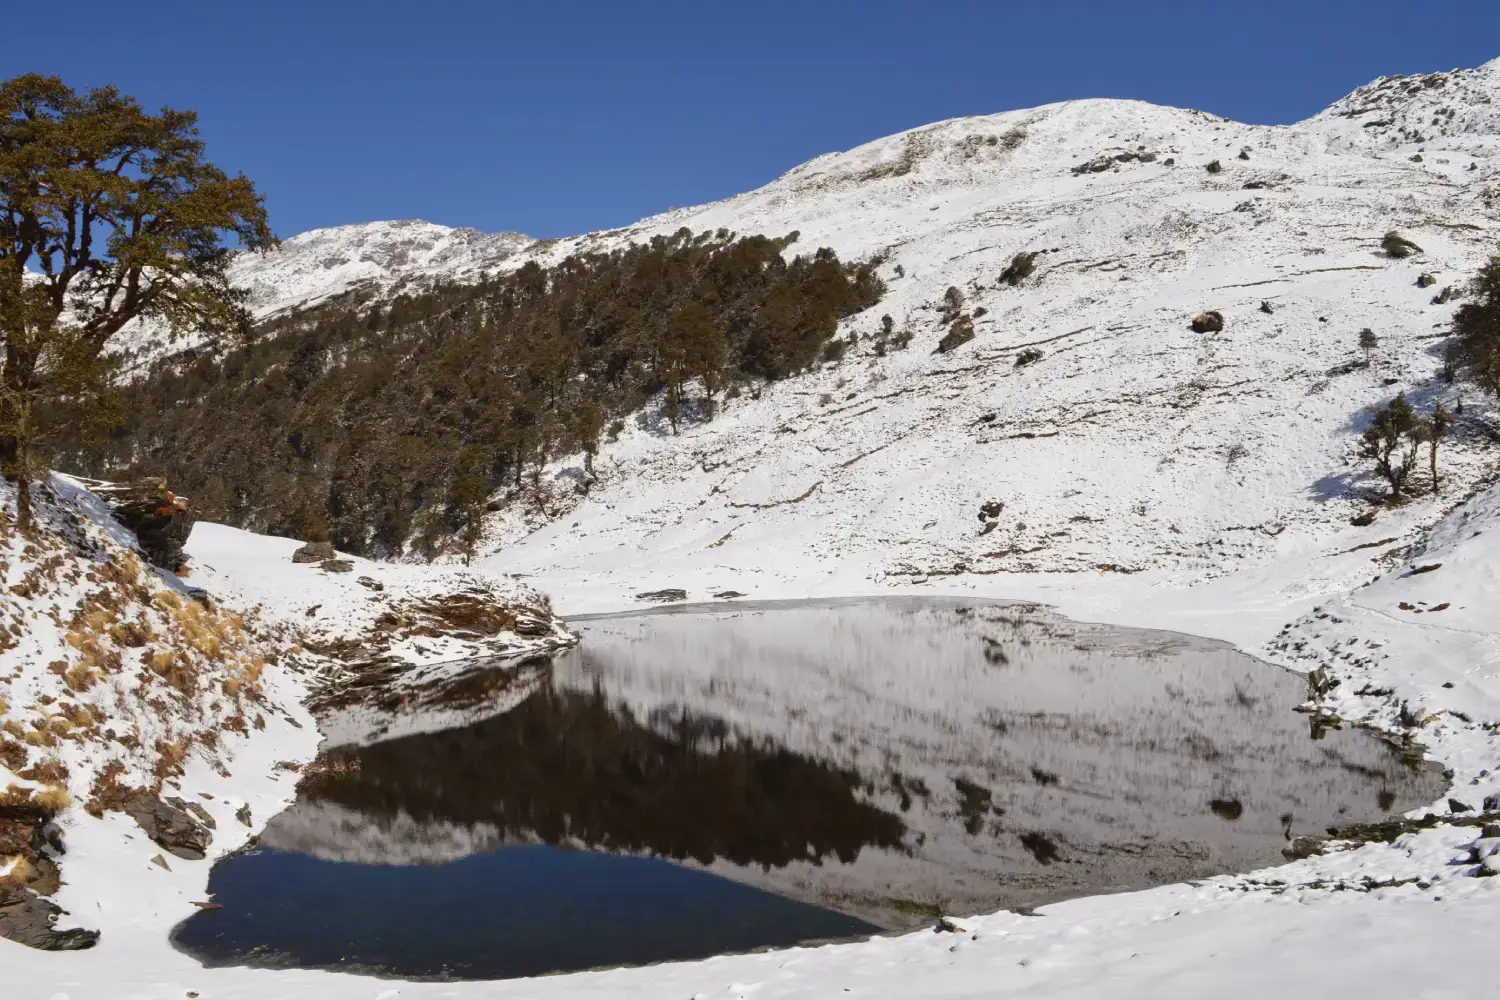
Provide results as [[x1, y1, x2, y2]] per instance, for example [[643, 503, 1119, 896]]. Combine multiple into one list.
[[30, 784, 71, 815], [0, 854, 34, 887]]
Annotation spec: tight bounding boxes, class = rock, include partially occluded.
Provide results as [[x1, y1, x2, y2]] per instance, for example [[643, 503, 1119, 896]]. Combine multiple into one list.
[[511, 612, 551, 636], [235, 804, 252, 828], [1014, 348, 1043, 367], [1189, 311, 1225, 333], [1259, 300, 1274, 314], [1432, 286, 1454, 305], [1238, 148, 1251, 160], [1381, 231, 1423, 258], [320, 559, 354, 574], [123, 791, 213, 860], [936, 915, 977, 934], [635, 589, 688, 603], [713, 591, 747, 599], [292, 541, 337, 564], [999, 251, 1038, 287], [1484, 792, 1500, 812], [1449, 798, 1474, 813], [0, 889, 99, 951], [356, 576, 385, 591], [1350, 510, 1377, 527], [1205, 160, 1222, 173], [90, 478, 197, 570], [1482, 823, 1500, 839], [1417, 273, 1437, 287], [1282, 835, 1331, 860], [978, 501, 1005, 522], [1410, 563, 1442, 575], [150, 853, 171, 870], [168, 797, 216, 830], [935, 317, 976, 354]]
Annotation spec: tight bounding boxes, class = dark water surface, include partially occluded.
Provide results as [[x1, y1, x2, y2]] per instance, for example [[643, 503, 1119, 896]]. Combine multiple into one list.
[[175, 598, 1444, 981]]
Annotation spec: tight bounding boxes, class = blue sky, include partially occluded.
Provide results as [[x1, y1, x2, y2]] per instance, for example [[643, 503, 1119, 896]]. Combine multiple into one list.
[[8, 1, 1500, 240]]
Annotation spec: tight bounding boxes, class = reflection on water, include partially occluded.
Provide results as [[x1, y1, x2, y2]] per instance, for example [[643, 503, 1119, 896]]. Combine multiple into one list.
[[176, 599, 1443, 980]]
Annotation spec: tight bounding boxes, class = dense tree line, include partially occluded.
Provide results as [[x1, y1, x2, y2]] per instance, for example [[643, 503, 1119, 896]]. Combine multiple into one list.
[[45, 228, 884, 557]]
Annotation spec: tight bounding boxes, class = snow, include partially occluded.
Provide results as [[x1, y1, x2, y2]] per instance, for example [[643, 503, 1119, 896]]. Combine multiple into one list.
[[8, 55, 1500, 999]]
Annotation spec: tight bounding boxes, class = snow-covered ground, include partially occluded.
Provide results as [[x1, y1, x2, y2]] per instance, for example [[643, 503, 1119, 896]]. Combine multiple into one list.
[[8, 56, 1500, 998]]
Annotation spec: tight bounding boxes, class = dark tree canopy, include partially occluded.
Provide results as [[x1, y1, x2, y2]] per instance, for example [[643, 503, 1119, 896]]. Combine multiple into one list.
[[0, 73, 272, 520], [1452, 255, 1500, 397], [46, 228, 883, 558]]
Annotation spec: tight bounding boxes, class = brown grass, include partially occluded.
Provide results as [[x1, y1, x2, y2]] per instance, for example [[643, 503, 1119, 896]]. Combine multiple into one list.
[[30, 784, 71, 815], [0, 854, 34, 887]]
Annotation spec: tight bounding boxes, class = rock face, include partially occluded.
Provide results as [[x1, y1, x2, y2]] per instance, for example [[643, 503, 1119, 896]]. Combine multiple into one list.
[[91, 479, 196, 570], [122, 791, 214, 860], [0, 890, 99, 951], [0, 804, 98, 951]]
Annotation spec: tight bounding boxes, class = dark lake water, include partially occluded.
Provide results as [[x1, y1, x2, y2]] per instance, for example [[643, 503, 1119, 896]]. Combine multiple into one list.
[[174, 598, 1444, 981]]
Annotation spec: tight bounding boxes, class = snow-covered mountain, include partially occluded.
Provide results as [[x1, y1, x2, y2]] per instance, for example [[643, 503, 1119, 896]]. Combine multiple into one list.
[[459, 59, 1500, 608]]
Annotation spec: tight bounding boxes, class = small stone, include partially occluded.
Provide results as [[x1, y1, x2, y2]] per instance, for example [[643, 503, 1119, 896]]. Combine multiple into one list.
[[1449, 798, 1473, 813], [1483, 854, 1500, 875], [937, 915, 977, 934], [713, 591, 746, 599], [1259, 300, 1274, 314], [151, 854, 171, 871], [320, 559, 354, 574], [356, 576, 384, 591], [1482, 824, 1500, 839], [1484, 792, 1500, 812], [1417, 273, 1437, 288], [235, 804, 252, 828]]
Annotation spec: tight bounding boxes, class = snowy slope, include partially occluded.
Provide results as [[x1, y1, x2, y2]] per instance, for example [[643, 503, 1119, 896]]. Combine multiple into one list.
[[111, 219, 534, 368], [478, 60, 1500, 607], [8, 55, 1500, 1000]]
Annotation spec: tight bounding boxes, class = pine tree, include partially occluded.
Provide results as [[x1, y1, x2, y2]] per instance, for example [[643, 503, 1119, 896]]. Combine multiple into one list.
[[1358, 328, 1378, 360]]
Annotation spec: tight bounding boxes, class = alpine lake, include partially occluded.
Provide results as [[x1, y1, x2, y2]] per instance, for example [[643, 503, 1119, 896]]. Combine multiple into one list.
[[173, 598, 1443, 981]]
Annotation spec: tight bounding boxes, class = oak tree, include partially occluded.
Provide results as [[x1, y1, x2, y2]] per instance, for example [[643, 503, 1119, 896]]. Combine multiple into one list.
[[0, 74, 272, 524]]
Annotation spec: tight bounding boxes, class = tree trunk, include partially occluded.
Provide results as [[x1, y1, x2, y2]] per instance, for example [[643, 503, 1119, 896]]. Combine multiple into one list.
[[1, 344, 39, 529]]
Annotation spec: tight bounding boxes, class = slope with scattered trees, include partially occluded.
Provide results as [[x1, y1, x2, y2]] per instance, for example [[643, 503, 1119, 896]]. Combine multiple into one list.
[[45, 228, 884, 558]]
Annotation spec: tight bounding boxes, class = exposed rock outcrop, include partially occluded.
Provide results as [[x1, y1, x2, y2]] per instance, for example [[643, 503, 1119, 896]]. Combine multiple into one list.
[[90, 479, 196, 570]]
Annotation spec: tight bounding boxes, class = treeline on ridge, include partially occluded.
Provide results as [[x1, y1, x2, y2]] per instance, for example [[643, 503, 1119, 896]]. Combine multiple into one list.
[[45, 227, 884, 558]]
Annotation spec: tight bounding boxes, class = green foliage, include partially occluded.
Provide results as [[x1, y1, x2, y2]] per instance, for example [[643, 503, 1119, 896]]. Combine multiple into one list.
[[1358, 328, 1378, 356], [1451, 255, 1500, 396], [47, 229, 882, 556], [0, 73, 272, 523], [1358, 392, 1420, 500]]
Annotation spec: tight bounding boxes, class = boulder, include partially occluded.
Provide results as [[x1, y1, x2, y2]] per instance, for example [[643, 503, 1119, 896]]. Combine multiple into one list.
[[999, 251, 1038, 287], [91, 479, 196, 570], [0, 890, 99, 951], [292, 541, 337, 564], [1381, 231, 1423, 258], [635, 589, 688, 602], [122, 791, 213, 860], [1190, 311, 1225, 333], [320, 559, 354, 574]]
